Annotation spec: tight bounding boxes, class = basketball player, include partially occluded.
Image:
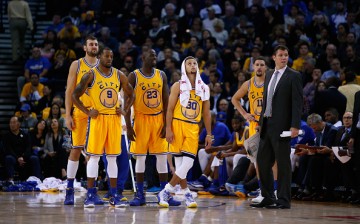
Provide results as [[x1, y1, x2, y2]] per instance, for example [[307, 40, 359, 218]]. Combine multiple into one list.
[[157, 56, 212, 208], [125, 49, 178, 206], [231, 56, 278, 203], [72, 47, 134, 208], [64, 35, 100, 205]]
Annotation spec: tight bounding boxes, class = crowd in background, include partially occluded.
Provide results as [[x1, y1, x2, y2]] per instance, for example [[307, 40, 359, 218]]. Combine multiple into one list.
[[1, 0, 360, 203]]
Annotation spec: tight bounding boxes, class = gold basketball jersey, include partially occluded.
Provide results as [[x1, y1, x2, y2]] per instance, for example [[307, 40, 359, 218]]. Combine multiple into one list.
[[235, 127, 249, 147], [248, 77, 264, 121], [75, 58, 99, 108], [87, 67, 120, 114], [133, 69, 163, 115], [173, 89, 203, 123]]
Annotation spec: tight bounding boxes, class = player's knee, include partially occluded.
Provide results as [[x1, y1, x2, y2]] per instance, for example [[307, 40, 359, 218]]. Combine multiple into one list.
[[175, 157, 194, 179], [106, 156, 118, 178], [156, 154, 167, 173], [69, 148, 82, 160], [135, 155, 146, 173]]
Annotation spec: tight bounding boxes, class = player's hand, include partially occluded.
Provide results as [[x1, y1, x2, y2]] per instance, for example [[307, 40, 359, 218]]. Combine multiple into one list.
[[290, 127, 299, 138], [169, 166, 175, 175], [205, 135, 212, 150], [127, 126, 136, 141], [166, 129, 174, 144], [88, 109, 99, 118], [115, 107, 127, 116], [244, 113, 255, 121], [316, 146, 331, 154], [66, 116, 75, 130], [160, 125, 166, 138]]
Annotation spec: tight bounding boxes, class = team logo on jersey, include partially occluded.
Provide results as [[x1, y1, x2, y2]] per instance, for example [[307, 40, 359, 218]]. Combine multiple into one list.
[[143, 88, 161, 108], [181, 99, 200, 119], [99, 88, 118, 108], [252, 97, 263, 116]]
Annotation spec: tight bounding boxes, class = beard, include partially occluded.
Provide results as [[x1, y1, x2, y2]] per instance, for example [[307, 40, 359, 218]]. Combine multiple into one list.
[[87, 50, 98, 57]]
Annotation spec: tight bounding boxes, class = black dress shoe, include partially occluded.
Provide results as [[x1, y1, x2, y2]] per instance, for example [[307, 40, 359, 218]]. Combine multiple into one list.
[[250, 199, 274, 208], [266, 203, 290, 209]]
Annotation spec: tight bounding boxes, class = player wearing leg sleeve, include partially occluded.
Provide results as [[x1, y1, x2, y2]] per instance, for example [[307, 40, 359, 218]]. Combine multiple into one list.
[[157, 56, 212, 208]]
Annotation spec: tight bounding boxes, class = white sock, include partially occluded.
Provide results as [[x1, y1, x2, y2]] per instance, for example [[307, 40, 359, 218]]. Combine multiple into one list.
[[165, 183, 175, 193]]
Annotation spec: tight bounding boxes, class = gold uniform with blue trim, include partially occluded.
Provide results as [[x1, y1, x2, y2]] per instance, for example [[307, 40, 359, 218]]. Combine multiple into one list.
[[71, 58, 98, 148], [248, 77, 264, 137], [85, 67, 121, 156], [235, 126, 249, 147], [130, 68, 167, 155], [169, 89, 203, 157]]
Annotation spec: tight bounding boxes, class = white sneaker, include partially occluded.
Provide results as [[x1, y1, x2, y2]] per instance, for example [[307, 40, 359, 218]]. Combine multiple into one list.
[[157, 190, 170, 208], [251, 193, 264, 204], [184, 192, 197, 208]]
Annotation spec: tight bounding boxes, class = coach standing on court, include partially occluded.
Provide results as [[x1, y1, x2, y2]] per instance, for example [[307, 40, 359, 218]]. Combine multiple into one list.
[[250, 45, 303, 209]]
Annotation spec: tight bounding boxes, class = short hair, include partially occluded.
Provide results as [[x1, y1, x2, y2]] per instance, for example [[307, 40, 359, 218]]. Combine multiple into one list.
[[325, 107, 339, 118], [253, 56, 267, 65], [273, 45, 289, 55], [344, 69, 356, 83], [232, 115, 245, 123], [98, 46, 112, 55], [307, 113, 323, 125], [83, 35, 97, 46]]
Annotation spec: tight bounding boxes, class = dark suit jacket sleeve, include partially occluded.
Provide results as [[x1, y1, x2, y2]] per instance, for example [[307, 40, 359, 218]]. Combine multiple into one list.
[[291, 70, 303, 129], [351, 91, 360, 139]]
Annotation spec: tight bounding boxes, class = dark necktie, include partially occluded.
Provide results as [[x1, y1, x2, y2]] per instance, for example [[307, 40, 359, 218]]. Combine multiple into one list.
[[264, 71, 280, 117]]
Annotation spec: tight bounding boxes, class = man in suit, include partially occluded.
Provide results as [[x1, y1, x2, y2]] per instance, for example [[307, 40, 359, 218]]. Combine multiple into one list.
[[250, 45, 303, 209], [348, 91, 360, 204]]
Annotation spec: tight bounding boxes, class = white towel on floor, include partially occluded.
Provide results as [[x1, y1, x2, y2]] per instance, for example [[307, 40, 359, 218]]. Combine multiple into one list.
[[179, 59, 210, 107]]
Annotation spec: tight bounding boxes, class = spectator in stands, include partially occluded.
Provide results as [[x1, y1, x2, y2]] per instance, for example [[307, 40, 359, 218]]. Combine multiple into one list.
[[221, 3, 239, 34], [189, 17, 202, 40], [124, 19, 145, 46], [313, 77, 347, 118], [183, 36, 200, 58], [211, 19, 228, 47], [29, 119, 47, 158], [330, 1, 347, 31], [342, 45, 360, 75], [178, 2, 197, 34], [300, 57, 317, 86], [242, 46, 261, 74], [36, 85, 53, 115], [47, 51, 69, 94], [292, 41, 312, 72], [78, 10, 101, 38], [320, 58, 341, 81], [345, 11, 360, 41], [7, 0, 33, 63], [303, 68, 322, 116], [20, 73, 44, 109], [18, 104, 37, 134], [338, 70, 360, 112], [161, 2, 179, 26], [202, 6, 217, 34], [53, 39, 77, 64], [113, 43, 128, 70], [98, 27, 118, 54], [199, 0, 222, 20], [316, 43, 337, 72], [42, 118, 67, 179], [3, 116, 41, 181], [46, 103, 66, 128], [40, 41, 56, 62], [148, 17, 163, 40], [224, 59, 242, 94], [57, 17, 81, 42], [42, 14, 63, 38], [17, 47, 51, 96]]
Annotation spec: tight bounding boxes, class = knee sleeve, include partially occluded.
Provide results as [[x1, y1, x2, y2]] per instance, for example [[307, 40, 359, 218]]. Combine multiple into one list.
[[174, 156, 183, 170], [198, 148, 211, 172], [175, 157, 194, 179], [156, 154, 168, 173], [87, 156, 100, 178], [135, 155, 146, 173], [106, 156, 118, 178]]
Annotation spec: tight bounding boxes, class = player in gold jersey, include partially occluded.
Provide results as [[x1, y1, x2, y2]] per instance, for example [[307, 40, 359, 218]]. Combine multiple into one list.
[[125, 49, 174, 206], [72, 47, 134, 208], [158, 56, 212, 208], [64, 35, 99, 205], [231, 56, 278, 203]]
